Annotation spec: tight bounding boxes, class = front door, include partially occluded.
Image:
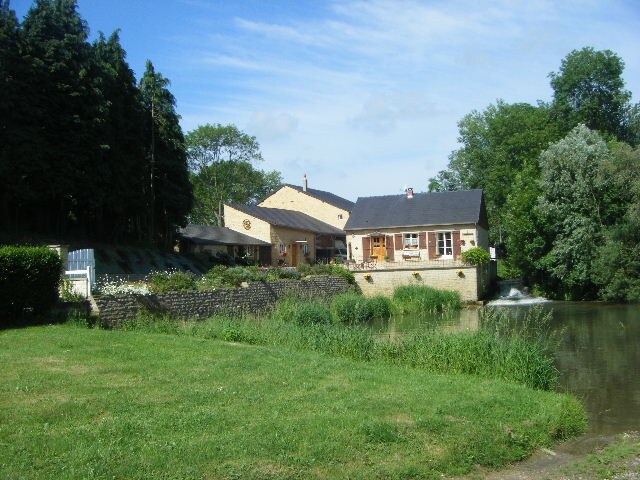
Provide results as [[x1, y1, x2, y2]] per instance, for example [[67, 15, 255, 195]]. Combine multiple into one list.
[[371, 236, 386, 262], [291, 244, 298, 266]]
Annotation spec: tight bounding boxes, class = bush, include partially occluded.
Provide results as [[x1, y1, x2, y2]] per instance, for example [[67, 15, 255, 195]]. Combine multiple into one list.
[[266, 267, 302, 281], [461, 247, 491, 266], [149, 271, 197, 293], [393, 285, 461, 314], [0, 245, 62, 317], [298, 263, 356, 284], [331, 293, 373, 324], [272, 298, 333, 326]]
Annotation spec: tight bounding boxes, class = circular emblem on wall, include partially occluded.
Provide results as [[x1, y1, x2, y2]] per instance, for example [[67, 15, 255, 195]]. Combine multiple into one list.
[[243, 219, 251, 230]]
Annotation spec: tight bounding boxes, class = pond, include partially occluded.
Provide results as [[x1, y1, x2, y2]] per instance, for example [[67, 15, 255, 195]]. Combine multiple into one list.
[[371, 302, 640, 436]]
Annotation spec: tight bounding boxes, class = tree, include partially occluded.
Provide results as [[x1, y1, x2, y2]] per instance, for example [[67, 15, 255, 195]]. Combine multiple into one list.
[[0, 0, 23, 227], [592, 142, 640, 302], [429, 101, 560, 242], [139, 60, 192, 246], [186, 124, 281, 226], [536, 125, 617, 299], [550, 47, 632, 141], [92, 30, 146, 241], [19, 0, 103, 236]]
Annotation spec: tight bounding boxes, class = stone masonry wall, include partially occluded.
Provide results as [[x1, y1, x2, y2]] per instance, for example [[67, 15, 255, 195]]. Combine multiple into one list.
[[94, 275, 350, 326], [354, 266, 481, 302]]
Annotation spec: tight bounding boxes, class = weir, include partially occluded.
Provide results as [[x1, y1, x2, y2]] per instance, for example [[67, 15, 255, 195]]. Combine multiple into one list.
[[487, 279, 549, 306]]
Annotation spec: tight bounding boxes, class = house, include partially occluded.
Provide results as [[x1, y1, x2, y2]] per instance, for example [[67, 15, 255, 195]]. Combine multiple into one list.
[[223, 203, 346, 267], [258, 175, 354, 229], [344, 188, 489, 264], [179, 225, 272, 264]]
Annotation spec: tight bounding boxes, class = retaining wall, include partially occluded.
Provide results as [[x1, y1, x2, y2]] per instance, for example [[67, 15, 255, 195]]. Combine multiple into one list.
[[354, 264, 495, 302], [94, 275, 350, 326]]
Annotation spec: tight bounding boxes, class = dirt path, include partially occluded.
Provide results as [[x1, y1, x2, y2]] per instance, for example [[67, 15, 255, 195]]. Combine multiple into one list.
[[457, 433, 640, 480]]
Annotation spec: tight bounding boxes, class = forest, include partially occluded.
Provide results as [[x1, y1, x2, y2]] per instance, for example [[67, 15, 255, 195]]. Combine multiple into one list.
[[430, 47, 640, 301]]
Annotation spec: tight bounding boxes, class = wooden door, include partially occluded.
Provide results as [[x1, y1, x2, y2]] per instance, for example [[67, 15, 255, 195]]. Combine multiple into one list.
[[371, 236, 386, 262], [291, 244, 298, 266]]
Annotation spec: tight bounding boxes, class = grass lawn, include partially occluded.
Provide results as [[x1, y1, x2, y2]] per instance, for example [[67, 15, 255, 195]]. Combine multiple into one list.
[[1, 324, 583, 479]]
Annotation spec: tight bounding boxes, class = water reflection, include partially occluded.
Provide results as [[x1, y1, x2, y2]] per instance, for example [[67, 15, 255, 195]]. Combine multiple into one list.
[[370, 302, 640, 435]]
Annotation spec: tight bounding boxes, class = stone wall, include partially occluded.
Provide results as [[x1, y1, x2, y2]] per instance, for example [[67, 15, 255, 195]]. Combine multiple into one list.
[[94, 275, 350, 326], [354, 265, 495, 302]]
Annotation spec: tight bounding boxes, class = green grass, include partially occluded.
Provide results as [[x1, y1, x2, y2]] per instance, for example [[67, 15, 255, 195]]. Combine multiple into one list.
[[115, 305, 562, 391], [1, 323, 585, 479]]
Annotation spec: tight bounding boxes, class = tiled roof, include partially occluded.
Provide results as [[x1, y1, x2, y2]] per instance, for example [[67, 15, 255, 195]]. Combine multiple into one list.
[[180, 225, 270, 246], [344, 190, 486, 230], [284, 184, 355, 211], [227, 203, 346, 235]]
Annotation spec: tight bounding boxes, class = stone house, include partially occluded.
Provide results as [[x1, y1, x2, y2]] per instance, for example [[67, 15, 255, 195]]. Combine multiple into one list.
[[223, 203, 345, 267], [345, 189, 489, 265], [258, 175, 354, 229]]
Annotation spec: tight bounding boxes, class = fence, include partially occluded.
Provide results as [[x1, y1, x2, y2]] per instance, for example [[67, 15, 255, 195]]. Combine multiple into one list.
[[65, 249, 96, 298]]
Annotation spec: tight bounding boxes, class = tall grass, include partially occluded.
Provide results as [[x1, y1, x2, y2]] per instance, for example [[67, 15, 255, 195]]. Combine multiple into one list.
[[393, 285, 461, 314], [330, 293, 392, 324], [115, 303, 559, 391]]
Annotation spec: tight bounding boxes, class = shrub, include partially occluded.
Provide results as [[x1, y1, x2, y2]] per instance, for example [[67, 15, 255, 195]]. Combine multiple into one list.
[[0, 245, 62, 317], [266, 267, 302, 281], [149, 271, 197, 293], [461, 247, 491, 266], [272, 298, 333, 326], [331, 293, 373, 324], [393, 285, 461, 314], [298, 263, 356, 284]]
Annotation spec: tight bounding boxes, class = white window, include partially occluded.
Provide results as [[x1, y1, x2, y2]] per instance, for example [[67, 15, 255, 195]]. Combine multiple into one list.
[[437, 232, 453, 257], [403, 233, 419, 249], [302, 243, 309, 255], [338, 214, 343, 220], [279, 244, 287, 254]]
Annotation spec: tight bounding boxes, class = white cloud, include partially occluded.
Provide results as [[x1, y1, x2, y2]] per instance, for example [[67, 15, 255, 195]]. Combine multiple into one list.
[[245, 111, 299, 142]]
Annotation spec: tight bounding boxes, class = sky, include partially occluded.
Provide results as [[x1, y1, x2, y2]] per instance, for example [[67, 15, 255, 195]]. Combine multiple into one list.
[[11, 0, 640, 202]]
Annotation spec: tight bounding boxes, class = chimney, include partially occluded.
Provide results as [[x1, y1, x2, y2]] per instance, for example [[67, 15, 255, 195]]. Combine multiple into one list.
[[303, 174, 308, 192], [406, 187, 414, 199]]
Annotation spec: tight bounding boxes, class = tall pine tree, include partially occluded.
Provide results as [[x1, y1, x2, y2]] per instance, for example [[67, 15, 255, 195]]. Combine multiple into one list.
[[139, 60, 192, 247]]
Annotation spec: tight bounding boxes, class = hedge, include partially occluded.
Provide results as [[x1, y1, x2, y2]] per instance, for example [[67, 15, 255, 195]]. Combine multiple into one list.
[[0, 246, 62, 318]]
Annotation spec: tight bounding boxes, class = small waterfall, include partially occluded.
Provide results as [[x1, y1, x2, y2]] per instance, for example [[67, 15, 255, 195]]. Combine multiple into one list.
[[487, 280, 549, 306]]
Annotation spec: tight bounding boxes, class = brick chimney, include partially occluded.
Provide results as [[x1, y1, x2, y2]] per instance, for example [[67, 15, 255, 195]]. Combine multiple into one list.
[[406, 187, 414, 199], [303, 174, 308, 192]]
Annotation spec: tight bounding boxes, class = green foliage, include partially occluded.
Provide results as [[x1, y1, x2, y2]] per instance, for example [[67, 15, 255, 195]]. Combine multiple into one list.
[[198, 265, 266, 289], [393, 285, 461, 314], [0, 245, 62, 317], [429, 100, 560, 242], [537, 125, 616, 299], [186, 123, 282, 226], [297, 263, 356, 284], [550, 47, 632, 141], [331, 293, 373, 324], [272, 298, 333, 326], [0, 2, 191, 246], [149, 271, 197, 293], [367, 296, 392, 320], [461, 246, 491, 266], [266, 267, 302, 281]]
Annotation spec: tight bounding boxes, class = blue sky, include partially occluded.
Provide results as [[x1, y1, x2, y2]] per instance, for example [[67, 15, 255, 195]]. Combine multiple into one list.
[[11, 0, 640, 201]]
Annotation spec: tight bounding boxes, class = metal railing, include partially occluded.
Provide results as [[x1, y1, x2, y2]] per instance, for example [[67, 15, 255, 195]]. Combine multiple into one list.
[[347, 258, 466, 271]]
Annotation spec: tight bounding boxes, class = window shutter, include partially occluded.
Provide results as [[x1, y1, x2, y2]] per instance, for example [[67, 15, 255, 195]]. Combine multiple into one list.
[[362, 237, 371, 260], [386, 235, 394, 261], [418, 232, 427, 249], [394, 233, 403, 250], [428, 232, 437, 259], [453, 230, 461, 258]]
